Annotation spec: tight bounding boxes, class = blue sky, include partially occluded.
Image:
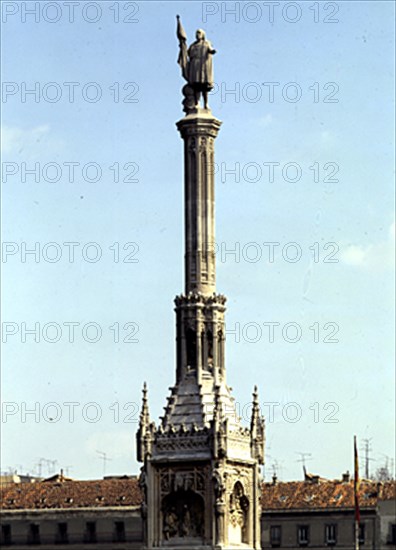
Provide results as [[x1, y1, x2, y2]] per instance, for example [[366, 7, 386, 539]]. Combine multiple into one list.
[[1, 1, 395, 481]]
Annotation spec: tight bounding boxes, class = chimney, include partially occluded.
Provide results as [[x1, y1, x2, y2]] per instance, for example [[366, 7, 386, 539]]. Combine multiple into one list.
[[342, 471, 350, 482], [272, 473, 278, 485]]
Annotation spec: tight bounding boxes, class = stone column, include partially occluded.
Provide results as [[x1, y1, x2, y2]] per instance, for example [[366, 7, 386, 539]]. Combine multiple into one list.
[[254, 463, 262, 549], [177, 112, 222, 296], [215, 498, 226, 547]]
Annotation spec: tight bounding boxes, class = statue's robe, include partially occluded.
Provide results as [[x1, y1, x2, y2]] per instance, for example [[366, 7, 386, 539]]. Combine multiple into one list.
[[187, 40, 214, 90]]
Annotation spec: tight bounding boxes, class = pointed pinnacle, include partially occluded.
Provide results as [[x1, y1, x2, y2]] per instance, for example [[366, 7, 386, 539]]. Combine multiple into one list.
[[140, 382, 150, 427], [251, 385, 261, 432]]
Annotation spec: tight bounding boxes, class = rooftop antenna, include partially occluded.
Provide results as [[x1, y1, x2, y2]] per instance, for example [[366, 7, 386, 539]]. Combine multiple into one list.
[[96, 451, 112, 478], [34, 457, 58, 477], [361, 438, 374, 479], [263, 444, 272, 480], [64, 465, 73, 477], [295, 452, 313, 478], [376, 454, 394, 481], [270, 461, 278, 483], [35, 458, 47, 477], [271, 459, 285, 480], [44, 459, 58, 475]]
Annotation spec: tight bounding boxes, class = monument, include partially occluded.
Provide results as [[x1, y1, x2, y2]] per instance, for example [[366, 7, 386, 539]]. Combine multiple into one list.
[[136, 18, 265, 549]]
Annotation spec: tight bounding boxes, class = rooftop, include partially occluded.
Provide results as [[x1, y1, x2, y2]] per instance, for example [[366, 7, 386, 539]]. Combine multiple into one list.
[[261, 479, 396, 511], [0, 477, 142, 510], [1, 476, 394, 512]]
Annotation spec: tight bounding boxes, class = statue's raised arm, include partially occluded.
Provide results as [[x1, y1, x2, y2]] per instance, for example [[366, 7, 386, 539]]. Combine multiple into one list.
[[176, 16, 216, 112]]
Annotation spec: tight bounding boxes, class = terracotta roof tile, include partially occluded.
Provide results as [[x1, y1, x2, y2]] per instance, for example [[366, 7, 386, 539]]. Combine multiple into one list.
[[1, 477, 394, 511], [261, 480, 396, 511], [0, 478, 142, 510]]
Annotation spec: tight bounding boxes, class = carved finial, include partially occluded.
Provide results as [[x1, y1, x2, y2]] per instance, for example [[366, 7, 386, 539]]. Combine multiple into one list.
[[136, 382, 154, 463], [251, 385, 260, 426], [140, 382, 150, 426], [251, 385, 260, 427], [250, 385, 265, 464]]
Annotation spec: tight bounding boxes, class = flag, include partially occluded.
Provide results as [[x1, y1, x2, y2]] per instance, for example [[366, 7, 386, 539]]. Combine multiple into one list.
[[176, 14, 187, 41], [176, 15, 188, 81], [354, 435, 360, 523]]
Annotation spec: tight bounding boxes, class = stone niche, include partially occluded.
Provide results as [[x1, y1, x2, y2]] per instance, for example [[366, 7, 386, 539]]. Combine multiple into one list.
[[157, 465, 210, 547], [162, 490, 204, 542], [228, 481, 250, 545]]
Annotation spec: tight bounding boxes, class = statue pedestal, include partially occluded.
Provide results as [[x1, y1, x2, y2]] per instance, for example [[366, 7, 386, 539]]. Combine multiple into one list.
[[177, 110, 221, 128], [182, 106, 213, 117]]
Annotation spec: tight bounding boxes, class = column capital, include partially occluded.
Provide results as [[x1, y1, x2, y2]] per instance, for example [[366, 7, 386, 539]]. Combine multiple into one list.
[[176, 111, 222, 139]]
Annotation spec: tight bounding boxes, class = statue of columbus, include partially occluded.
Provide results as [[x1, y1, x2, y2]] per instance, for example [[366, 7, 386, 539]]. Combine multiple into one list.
[[176, 15, 216, 112]]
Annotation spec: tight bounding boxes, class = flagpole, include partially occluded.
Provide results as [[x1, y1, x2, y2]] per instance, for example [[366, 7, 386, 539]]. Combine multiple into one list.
[[354, 435, 360, 550]]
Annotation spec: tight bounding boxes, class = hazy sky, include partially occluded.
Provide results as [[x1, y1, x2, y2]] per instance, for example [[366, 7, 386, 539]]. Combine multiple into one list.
[[1, 1, 395, 481]]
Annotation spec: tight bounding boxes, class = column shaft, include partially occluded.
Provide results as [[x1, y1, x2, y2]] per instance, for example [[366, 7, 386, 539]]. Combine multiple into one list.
[[177, 114, 222, 295]]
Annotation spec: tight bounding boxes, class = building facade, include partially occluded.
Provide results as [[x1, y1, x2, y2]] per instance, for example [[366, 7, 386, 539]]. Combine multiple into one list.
[[0, 477, 142, 549], [261, 477, 396, 550], [1, 477, 395, 549]]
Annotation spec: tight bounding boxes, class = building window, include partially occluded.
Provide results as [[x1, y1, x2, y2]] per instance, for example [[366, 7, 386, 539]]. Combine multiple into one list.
[[388, 524, 396, 545], [270, 525, 282, 547], [114, 521, 126, 543], [298, 525, 310, 546], [325, 524, 337, 545], [84, 522, 96, 544], [359, 523, 365, 545], [28, 523, 40, 545], [1, 524, 12, 546], [56, 522, 68, 544], [352, 523, 366, 544]]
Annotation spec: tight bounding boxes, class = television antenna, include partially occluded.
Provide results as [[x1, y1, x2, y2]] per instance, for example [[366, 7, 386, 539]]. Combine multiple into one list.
[[96, 451, 112, 478]]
